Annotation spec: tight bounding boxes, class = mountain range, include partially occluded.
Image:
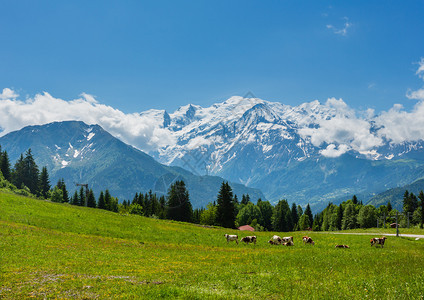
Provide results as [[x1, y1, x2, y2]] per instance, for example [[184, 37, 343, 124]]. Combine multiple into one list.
[[1, 95, 424, 212], [0, 121, 264, 208], [139, 96, 424, 211]]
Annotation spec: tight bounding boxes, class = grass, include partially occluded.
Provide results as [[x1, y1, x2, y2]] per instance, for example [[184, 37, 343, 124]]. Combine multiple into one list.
[[1, 190, 424, 299]]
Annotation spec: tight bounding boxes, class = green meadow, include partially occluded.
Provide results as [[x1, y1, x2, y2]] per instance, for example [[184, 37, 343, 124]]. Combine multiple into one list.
[[1, 190, 423, 299]]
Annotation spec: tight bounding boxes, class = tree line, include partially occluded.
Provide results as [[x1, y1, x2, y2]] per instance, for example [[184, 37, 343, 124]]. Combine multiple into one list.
[[1, 145, 423, 230]]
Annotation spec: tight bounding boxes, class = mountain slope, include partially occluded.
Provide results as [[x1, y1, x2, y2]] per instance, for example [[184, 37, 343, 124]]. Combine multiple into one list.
[[0, 121, 264, 207], [367, 178, 424, 211], [140, 96, 424, 211]]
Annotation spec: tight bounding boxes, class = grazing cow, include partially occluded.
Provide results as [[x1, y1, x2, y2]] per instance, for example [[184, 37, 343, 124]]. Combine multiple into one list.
[[241, 236, 257, 244], [282, 236, 294, 243], [302, 236, 315, 245], [283, 240, 294, 246], [335, 244, 350, 248], [268, 235, 283, 245], [370, 237, 387, 248], [224, 234, 238, 244]]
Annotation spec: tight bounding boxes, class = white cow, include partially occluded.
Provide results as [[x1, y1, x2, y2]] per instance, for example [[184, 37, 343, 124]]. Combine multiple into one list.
[[224, 234, 238, 244], [282, 236, 294, 243], [269, 235, 283, 245]]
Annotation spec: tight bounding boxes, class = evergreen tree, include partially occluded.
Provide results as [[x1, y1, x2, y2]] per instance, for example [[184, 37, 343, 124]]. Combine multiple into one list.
[[158, 196, 166, 219], [22, 149, 40, 195], [70, 190, 79, 205], [419, 190, 424, 229], [0, 150, 11, 181], [241, 194, 250, 205], [38, 166, 51, 199], [104, 190, 112, 210], [78, 187, 86, 206], [12, 154, 25, 189], [297, 205, 303, 219], [57, 179, 69, 203], [352, 195, 358, 205], [98, 191, 106, 209], [336, 205, 343, 230], [215, 181, 236, 228], [272, 199, 292, 232], [166, 180, 193, 222], [304, 204, 313, 229], [291, 203, 299, 230], [87, 189, 97, 208], [387, 201, 392, 212], [298, 214, 310, 230]]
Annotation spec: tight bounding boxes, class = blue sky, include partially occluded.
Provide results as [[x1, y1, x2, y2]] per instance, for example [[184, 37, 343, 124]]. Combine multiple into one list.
[[1, 1, 423, 113]]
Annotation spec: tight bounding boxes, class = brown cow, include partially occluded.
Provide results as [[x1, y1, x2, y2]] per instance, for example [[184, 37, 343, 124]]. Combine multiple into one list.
[[335, 244, 350, 248], [370, 237, 387, 248], [241, 236, 257, 244], [302, 236, 315, 245]]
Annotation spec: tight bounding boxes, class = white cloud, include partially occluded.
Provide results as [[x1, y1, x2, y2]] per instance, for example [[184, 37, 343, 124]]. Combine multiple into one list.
[[417, 58, 424, 80], [327, 17, 352, 36], [320, 144, 350, 157], [298, 98, 383, 157], [0, 88, 18, 100], [0, 90, 175, 152], [374, 100, 424, 144]]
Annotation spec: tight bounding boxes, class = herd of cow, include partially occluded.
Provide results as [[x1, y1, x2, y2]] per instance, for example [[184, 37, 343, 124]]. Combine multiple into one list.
[[224, 234, 388, 248]]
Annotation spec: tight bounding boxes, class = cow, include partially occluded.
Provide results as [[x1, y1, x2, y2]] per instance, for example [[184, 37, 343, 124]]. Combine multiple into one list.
[[283, 240, 294, 246], [282, 236, 294, 243], [370, 236, 387, 248], [335, 244, 350, 248], [224, 234, 238, 244], [303, 236, 315, 245], [241, 236, 257, 244], [268, 235, 283, 245]]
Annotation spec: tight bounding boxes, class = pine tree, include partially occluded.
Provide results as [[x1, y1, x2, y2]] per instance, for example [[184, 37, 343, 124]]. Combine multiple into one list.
[[104, 190, 112, 210], [387, 201, 392, 212], [70, 190, 79, 205], [215, 181, 236, 228], [304, 204, 313, 229], [158, 195, 166, 219], [0, 150, 11, 181], [166, 180, 193, 222], [98, 191, 106, 209], [12, 154, 25, 189], [57, 179, 69, 203], [23, 149, 40, 195], [87, 189, 97, 208], [38, 166, 51, 198], [291, 203, 299, 230], [78, 187, 86, 206], [271, 199, 292, 232], [352, 195, 358, 205]]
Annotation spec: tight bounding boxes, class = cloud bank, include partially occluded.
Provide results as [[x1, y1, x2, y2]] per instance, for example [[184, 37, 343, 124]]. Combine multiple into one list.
[[1, 59, 424, 158], [0, 89, 175, 152]]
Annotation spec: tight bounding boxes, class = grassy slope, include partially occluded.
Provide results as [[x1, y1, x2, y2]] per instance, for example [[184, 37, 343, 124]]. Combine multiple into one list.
[[1, 190, 424, 299]]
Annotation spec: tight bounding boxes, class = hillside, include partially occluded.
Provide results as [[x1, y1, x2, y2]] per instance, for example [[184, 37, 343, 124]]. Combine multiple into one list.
[[0, 121, 264, 207], [367, 178, 424, 210], [1, 191, 424, 299]]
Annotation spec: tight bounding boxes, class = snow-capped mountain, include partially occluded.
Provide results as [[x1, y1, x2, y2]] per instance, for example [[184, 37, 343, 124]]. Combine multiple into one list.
[[0, 121, 265, 207], [140, 96, 424, 210]]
